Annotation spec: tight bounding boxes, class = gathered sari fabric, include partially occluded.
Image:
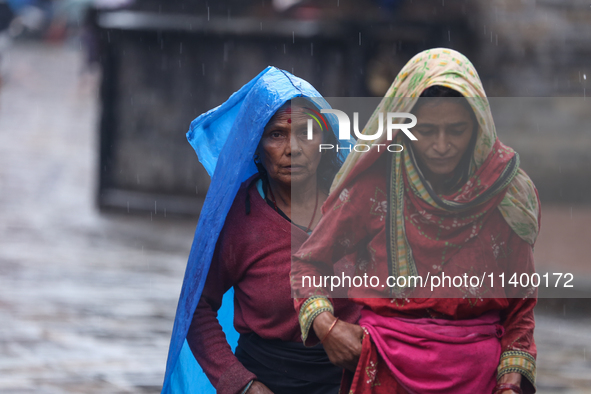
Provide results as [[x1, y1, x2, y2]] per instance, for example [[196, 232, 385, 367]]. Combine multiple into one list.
[[292, 48, 540, 393], [342, 309, 504, 394]]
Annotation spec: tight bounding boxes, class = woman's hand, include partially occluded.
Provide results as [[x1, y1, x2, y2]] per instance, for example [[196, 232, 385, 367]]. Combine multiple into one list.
[[246, 380, 273, 394], [313, 311, 364, 372], [494, 372, 522, 393]]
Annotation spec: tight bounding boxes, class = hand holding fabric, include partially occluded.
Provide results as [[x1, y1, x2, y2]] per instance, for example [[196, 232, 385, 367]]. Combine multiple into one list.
[[313, 311, 364, 372]]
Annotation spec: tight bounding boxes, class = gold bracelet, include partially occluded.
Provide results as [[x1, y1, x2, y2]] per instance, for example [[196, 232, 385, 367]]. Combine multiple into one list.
[[321, 317, 339, 343]]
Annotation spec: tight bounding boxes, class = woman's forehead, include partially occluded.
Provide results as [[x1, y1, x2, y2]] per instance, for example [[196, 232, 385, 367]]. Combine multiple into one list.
[[274, 105, 311, 117], [266, 106, 310, 127], [414, 100, 474, 122]]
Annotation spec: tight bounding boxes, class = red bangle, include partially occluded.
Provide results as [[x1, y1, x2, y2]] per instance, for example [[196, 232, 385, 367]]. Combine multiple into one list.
[[494, 383, 522, 394], [321, 317, 339, 343]]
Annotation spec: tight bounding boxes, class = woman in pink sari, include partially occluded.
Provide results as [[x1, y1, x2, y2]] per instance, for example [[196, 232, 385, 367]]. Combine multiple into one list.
[[291, 48, 540, 394]]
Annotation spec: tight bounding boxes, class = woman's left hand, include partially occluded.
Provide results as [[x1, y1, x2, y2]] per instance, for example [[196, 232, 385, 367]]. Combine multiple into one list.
[[494, 372, 522, 393]]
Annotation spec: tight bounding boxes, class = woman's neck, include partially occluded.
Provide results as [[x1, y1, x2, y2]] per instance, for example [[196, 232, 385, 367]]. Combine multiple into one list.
[[415, 159, 451, 195], [268, 176, 318, 205], [426, 175, 447, 195], [269, 176, 326, 224]]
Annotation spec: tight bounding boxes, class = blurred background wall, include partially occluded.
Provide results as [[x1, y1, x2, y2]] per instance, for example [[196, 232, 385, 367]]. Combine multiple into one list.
[[91, 0, 476, 215], [84, 0, 591, 215]]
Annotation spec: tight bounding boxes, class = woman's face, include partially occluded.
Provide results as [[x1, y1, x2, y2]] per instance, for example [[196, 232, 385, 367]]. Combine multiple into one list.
[[257, 105, 323, 187], [410, 99, 476, 179]]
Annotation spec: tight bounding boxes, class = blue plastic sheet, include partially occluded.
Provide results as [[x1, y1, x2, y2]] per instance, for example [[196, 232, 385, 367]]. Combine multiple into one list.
[[161, 67, 352, 394]]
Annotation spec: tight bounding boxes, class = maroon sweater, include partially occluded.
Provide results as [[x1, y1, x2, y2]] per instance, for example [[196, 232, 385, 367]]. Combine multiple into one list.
[[186, 180, 361, 394]]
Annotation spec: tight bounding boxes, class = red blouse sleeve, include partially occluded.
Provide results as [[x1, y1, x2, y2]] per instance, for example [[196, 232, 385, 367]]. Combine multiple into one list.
[[498, 228, 538, 393], [186, 232, 256, 394]]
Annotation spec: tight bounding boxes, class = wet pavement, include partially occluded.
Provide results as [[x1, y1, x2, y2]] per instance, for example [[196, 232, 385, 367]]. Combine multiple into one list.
[[0, 41, 193, 394], [0, 41, 590, 393]]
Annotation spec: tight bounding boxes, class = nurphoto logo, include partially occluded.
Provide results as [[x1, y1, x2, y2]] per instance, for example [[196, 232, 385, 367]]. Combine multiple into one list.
[[306, 109, 418, 153]]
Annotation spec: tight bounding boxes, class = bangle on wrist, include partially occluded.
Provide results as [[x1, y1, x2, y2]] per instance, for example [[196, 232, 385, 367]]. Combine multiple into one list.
[[321, 317, 339, 343], [494, 383, 522, 394], [240, 380, 254, 394]]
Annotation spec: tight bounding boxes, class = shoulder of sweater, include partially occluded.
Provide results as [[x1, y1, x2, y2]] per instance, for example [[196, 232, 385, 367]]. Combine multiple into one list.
[[222, 175, 277, 232]]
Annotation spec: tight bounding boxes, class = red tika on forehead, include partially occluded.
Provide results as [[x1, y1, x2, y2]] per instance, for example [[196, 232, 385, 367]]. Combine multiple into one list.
[[275, 106, 291, 123]]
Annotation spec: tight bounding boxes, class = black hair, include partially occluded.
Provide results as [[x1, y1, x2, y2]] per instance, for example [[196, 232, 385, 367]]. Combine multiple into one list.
[[411, 85, 479, 193]]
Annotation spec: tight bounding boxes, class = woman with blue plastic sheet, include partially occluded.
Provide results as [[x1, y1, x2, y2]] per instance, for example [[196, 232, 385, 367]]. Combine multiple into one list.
[[160, 67, 360, 394]]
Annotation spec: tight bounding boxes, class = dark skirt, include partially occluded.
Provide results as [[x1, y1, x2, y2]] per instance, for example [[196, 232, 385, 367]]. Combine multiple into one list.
[[235, 333, 343, 394]]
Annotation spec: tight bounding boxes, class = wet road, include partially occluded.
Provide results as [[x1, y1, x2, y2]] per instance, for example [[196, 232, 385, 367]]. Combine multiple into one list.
[[0, 41, 192, 394], [0, 42, 590, 393]]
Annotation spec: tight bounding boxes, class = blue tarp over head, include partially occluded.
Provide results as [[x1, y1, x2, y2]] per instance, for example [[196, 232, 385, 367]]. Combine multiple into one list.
[[161, 66, 352, 394]]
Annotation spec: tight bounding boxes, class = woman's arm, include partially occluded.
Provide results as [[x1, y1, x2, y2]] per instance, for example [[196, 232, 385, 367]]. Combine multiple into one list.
[[498, 231, 538, 394], [291, 178, 380, 344], [498, 296, 536, 393], [186, 235, 257, 394], [292, 173, 388, 374]]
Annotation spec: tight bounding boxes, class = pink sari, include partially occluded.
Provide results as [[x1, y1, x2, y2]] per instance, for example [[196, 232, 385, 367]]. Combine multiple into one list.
[[344, 309, 504, 394]]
